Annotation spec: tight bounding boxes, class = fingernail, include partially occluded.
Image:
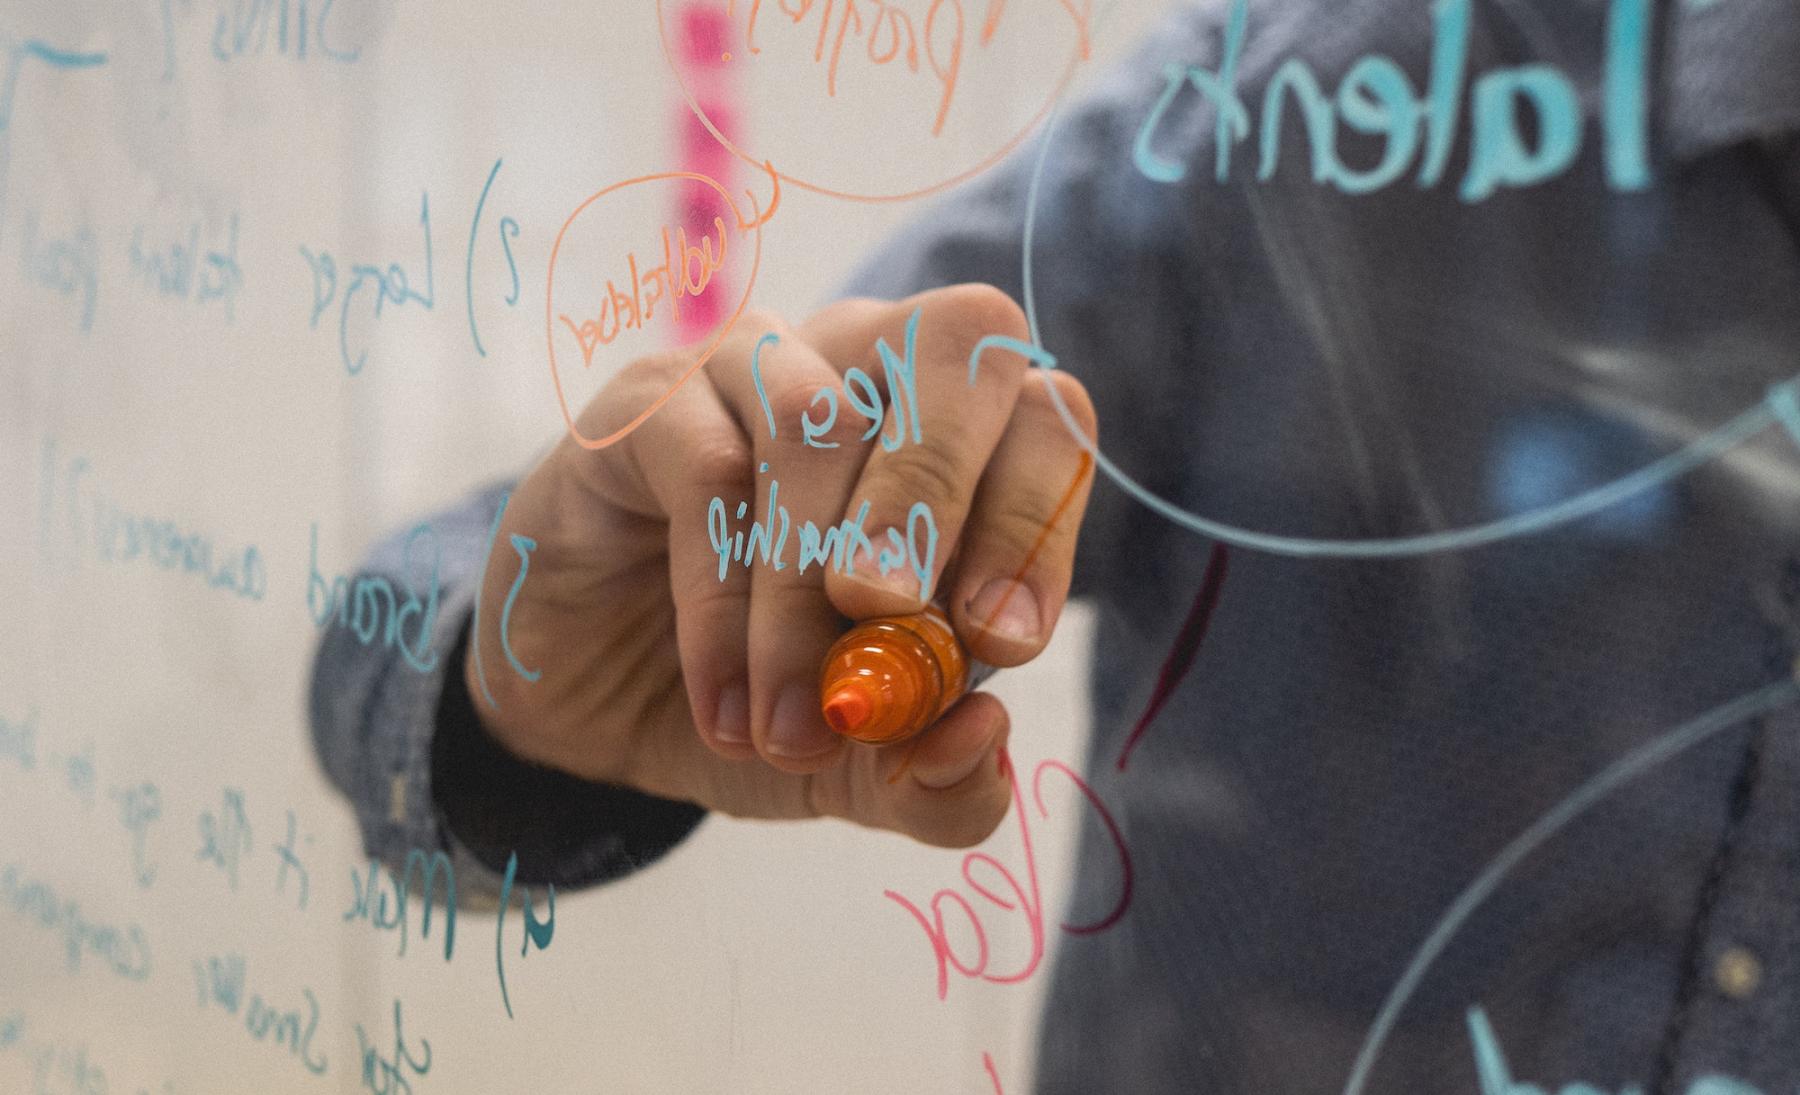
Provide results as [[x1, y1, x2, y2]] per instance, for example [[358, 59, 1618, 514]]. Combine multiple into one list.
[[714, 684, 750, 745], [849, 565, 921, 604], [915, 746, 990, 791], [968, 579, 1041, 643], [768, 682, 839, 758]]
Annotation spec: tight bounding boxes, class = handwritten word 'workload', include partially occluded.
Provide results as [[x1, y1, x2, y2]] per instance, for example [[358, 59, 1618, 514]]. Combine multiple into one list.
[[558, 217, 729, 365]]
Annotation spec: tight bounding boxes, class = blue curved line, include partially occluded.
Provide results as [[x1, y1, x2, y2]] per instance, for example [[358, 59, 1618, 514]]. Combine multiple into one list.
[[470, 491, 511, 709], [967, 334, 1056, 385], [1340, 677, 1798, 1095], [1016, 74, 1795, 558], [1036, 374, 1779, 558], [22, 41, 107, 69], [466, 157, 502, 358], [500, 533, 542, 683]]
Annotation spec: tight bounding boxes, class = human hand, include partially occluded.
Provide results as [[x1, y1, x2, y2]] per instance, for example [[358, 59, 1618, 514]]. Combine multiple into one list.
[[467, 284, 1096, 848]]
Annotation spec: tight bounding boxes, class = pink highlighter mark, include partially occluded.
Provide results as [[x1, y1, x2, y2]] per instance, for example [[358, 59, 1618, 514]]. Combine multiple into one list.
[[1115, 542, 1230, 772], [675, 5, 739, 345]]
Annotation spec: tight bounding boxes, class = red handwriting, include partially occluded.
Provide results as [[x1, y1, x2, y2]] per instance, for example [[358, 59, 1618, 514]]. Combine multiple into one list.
[[884, 751, 1132, 1000], [557, 217, 728, 366], [1116, 541, 1229, 771], [982, 1050, 1004, 1094]]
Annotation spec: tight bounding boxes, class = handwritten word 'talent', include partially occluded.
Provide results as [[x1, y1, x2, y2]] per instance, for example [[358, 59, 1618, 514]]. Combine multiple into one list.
[[885, 755, 1132, 1000], [1136, 0, 1651, 202], [558, 217, 728, 365]]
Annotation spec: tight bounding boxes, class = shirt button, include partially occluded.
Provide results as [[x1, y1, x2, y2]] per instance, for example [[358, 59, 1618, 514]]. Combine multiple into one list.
[[389, 773, 408, 823], [1713, 946, 1762, 999]]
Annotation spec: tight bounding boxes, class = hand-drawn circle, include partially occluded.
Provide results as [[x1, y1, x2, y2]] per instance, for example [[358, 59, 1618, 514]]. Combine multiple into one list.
[[544, 171, 763, 450], [1012, 94, 1791, 559], [1337, 678, 1797, 1095], [655, 0, 1092, 204]]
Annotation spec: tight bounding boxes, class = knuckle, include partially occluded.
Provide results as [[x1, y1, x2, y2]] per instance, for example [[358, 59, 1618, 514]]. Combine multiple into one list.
[[685, 435, 756, 496], [932, 283, 1029, 343], [876, 435, 974, 514], [984, 493, 1072, 561], [1021, 368, 1099, 439], [809, 296, 889, 332], [734, 307, 792, 341], [766, 378, 833, 431]]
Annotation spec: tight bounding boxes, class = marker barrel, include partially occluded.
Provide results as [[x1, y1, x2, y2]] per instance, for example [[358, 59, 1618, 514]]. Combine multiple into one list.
[[818, 604, 985, 745]]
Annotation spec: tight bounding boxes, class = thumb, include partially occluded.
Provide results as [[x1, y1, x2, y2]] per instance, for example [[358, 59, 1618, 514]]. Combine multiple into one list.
[[870, 692, 1014, 849]]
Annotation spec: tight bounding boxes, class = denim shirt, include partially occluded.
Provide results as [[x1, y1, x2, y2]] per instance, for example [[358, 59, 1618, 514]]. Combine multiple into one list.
[[310, 1, 1800, 1091]]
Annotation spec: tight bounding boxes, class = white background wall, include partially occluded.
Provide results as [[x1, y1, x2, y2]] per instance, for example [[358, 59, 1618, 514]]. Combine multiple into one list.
[[1, 1, 1174, 1092]]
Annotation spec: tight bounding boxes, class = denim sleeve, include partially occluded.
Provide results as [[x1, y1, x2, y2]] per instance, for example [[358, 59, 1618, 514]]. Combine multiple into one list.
[[307, 482, 705, 901]]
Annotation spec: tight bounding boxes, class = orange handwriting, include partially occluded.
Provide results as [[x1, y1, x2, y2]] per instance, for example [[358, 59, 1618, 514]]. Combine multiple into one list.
[[558, 217, 728, 366], [744, 0, 972, 136]]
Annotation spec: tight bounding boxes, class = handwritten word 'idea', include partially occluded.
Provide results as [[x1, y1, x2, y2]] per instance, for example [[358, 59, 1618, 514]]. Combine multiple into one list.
[[1136, 0, 1651, 201], [558, 217, 728, 364], [709, 308, 938, 596]]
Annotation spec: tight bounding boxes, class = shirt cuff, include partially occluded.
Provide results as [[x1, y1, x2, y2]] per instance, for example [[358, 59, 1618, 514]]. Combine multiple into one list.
[[429, 617, 709, 891]]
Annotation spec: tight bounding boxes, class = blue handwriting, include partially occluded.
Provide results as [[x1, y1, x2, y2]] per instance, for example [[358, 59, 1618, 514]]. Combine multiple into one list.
[[0, 862, 152, 982], [38, 439, 267, 601], [17, 210, 98, 333], [355, 999, 428, 1095], [343, 850, 456, 962], [109, 782, 161, 888], [307, 522, 440, 672], [196, 786, 252, 890], [211, 0, 363, 63], [0, 704, 36, 770], [300, 192, 435, 375], [127, 213, 243, 321], [465, 156, 521, 357], [0, 40, 108, 254], [195, 952, 329, 1077], [1467, 1005, 1762, 1095], [708, 468, 939, 602], [1134, 0, 1650, 202]]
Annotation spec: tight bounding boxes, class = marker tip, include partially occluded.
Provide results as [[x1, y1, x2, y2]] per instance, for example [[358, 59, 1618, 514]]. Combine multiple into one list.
[[823, 686, 872, 736]]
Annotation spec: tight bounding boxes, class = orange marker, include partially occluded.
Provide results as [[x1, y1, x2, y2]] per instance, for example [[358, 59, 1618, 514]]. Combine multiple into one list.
[[818, 604, 993, 745]]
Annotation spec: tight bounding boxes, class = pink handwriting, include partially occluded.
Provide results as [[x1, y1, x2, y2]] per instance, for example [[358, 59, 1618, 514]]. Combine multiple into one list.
[[884, 752, 1133, 1000]]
